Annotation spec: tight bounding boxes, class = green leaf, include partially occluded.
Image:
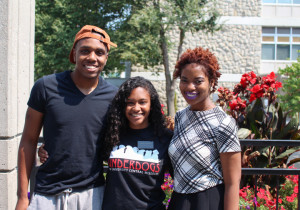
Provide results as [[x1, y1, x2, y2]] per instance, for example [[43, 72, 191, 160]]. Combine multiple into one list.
[[249, 122, 260, 139], [287, 157, 300, 167], [255, 155, 269, 168], [275, 146, 300, 159], [247, 99, 264, 132], [237, 128, 252, 139], [276, 104, 284, 131], [279, 59, 300, 114]]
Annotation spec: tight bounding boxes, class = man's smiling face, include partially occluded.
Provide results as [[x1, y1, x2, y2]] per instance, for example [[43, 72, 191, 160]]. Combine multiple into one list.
[[73, 38, 108, 79]]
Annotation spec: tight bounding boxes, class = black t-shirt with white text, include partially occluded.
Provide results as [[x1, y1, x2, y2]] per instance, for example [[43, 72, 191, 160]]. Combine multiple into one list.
[[102, 126, 173, 210]]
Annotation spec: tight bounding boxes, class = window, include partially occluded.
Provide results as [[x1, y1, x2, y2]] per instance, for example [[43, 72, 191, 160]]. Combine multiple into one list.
[[262, 27, 300, 60], [262, 0, 300, 4]]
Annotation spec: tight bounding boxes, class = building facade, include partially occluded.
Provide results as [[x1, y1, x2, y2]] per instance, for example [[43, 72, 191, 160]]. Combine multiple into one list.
[[122, 0, 300, 110]]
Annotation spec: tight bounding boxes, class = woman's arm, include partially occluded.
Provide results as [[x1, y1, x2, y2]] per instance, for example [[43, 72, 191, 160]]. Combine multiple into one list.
[[38, 143, 48, 163], [220, 152, 241, 210]]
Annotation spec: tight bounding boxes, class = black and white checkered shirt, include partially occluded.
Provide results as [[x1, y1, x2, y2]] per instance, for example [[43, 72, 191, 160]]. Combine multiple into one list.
[[168, 106, 241, 193]]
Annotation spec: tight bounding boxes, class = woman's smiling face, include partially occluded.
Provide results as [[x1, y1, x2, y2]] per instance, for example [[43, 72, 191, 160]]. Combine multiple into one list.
[[179, 63, 213, 111], [125, 87, 151, 129]]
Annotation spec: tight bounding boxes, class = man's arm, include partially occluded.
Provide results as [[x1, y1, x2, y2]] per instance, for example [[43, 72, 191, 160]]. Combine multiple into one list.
[[16, 107, 43, 210]]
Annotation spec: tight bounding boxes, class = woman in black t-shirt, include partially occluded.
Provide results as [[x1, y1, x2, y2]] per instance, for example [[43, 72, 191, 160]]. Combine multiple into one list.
[[101, 76, 173, 210]]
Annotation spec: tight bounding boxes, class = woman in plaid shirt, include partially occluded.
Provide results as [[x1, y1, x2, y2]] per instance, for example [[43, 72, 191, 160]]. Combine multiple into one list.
[[168, 47, 241, 210]]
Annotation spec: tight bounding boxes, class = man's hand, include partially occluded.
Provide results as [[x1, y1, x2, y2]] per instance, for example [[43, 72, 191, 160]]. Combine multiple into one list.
[[15, 197, 29, 210]]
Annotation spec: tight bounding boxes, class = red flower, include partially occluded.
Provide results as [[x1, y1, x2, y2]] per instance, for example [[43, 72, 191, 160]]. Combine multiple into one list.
[[261, 84, 269, 92], [262, 72, 282, 92], [293, 175, 298, 184], [249, 94, 257, 103], [240, 100, 247, 109], [249, 84, 264, 102], [240, 76, 248, 88], [257, 188, 267, 200], [272, 81, 282, 90], [266, 200, 275, 207], [265, 71, 275, 80], [218, 87, 224, 92], [229, 99, 237, 110], [250, 84, 263, 95], [240, 71, 257, 88], [229, 97, 246, 111], [286, 195, 295, 202], [294, 186, 298, 194], [161, 104, 165, 115], [239, 190, 247, 199], [250, 72, 257, 82]]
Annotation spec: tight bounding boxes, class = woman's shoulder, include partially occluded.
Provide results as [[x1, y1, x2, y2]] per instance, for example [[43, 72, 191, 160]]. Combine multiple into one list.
[[159, 127, 173, 142], [176, 106, 190, 115], [165, 128, 174, 137], [214, 106, 237, 124]]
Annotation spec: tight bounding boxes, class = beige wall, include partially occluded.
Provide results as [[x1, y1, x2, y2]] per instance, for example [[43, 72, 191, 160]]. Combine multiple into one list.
[[217, 0, 261, 17], [0, 0, 35, 209]]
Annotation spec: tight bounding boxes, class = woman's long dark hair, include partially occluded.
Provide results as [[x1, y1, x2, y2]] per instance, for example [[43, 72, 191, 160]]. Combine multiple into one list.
[[102, 76, 166, 160]]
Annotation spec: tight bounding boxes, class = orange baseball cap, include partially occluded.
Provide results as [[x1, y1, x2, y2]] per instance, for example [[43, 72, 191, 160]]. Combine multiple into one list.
[[69, 25, 117, 64]]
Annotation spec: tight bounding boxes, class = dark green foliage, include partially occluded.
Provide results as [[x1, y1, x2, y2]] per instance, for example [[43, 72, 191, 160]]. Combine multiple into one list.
[[278, 58, 300, 115], [35, 0, 136, 79], [240, 98, 298, 140]]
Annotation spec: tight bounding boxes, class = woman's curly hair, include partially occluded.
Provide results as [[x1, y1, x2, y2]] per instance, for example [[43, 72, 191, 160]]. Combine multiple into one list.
[[102, 76, 166, 160], [173, 47, 221, 92]]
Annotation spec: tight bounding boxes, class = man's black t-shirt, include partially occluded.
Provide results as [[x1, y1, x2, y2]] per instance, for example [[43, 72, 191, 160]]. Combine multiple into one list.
[[102, 126, 173, 210], [28, 70, 117, 195]]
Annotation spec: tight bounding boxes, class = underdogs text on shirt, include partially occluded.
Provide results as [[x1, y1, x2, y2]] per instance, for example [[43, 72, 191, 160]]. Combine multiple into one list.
[[108, 158, 160, 175]]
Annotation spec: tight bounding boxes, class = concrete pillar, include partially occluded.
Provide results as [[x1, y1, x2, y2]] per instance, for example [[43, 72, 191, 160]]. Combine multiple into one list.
[[0, 0, 35, 209]]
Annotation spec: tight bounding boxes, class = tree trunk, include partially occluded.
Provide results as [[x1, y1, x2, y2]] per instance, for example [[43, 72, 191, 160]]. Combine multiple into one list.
[[176, 29, 185, 61], [166, 80, 176, 117], [160, 27, 176, 117]]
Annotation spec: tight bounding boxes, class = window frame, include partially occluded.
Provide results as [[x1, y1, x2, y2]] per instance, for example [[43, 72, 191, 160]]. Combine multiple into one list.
[[262, 27, 300, 61], [262, 0, 300, 4]]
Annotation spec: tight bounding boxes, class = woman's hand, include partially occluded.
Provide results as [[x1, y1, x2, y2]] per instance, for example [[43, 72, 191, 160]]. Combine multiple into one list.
[[38, 144, 49, 163]]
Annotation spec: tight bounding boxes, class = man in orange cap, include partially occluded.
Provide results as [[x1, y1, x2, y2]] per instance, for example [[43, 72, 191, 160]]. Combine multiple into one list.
[[16, 25, 118, 210]]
